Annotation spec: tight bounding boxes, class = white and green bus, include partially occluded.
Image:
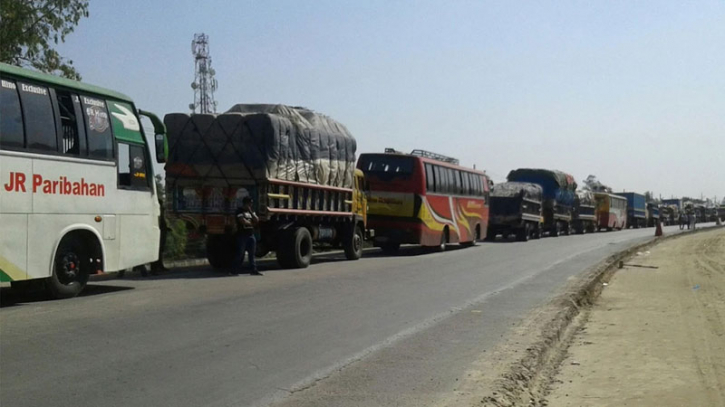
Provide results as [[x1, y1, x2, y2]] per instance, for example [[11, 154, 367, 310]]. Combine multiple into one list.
[[0, 63, 166, 299]]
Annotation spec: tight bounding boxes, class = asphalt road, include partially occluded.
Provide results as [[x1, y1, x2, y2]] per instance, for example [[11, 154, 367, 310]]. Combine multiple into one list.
[[0, 224, 715, 407]]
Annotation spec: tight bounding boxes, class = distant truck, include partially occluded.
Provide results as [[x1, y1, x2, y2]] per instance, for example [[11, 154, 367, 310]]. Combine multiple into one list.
[[486, 182, 543, 241], [572, 190, 597, 234], [163, 104, 367, 269], [616, 192, 646, 228], [646, 203, 660, 227], [507, 169, 577, 236]]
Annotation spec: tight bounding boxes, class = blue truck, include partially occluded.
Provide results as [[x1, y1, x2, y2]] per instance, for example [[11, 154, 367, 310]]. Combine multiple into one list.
[[616, 192, 646, 228], [507, 169, 577, 237]]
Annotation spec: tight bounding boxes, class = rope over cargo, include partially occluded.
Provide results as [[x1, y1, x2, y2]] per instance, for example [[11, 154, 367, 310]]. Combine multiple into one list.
[[164, 104, 356, 189]]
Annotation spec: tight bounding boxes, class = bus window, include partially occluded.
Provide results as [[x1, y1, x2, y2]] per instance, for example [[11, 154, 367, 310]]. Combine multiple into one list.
[[55, 91, 86, 156], [425, 163, 434, 192], [0, 79, 24, 149], [18, 82, 57, 152], [81, 95, 113, 160], [453, 170, 462, 194], [461, 172, 470, 196], [118, 142, 150, 190]]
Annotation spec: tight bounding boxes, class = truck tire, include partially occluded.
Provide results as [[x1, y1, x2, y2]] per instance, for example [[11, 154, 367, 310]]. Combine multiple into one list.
[[516, 224, 529, 242], [532, 224, 542, 239], [344, 224, 363, 260], [46, 236, 90, 299], [551, 222, 560, 237], [207, 235, 235, 269], [283, 227, 313, 268]]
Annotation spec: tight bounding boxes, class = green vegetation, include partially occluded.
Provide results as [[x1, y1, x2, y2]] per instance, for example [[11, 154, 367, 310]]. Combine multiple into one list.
[[0, 0, 89, 80]]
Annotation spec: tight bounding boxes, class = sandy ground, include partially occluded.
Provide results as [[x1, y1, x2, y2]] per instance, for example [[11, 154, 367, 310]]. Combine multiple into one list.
[[546, 228, 725, 407]]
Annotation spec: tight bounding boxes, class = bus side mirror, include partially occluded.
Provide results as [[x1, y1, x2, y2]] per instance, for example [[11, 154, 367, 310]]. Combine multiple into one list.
[[155, 133, 166, 163], [138, 109, 167, 164]]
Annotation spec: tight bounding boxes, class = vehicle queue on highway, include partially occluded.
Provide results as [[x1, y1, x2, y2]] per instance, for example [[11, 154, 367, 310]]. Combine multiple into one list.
[[1, 63, 721, 300]]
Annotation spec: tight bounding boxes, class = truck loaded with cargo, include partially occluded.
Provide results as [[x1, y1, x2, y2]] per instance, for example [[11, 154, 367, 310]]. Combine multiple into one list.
[[486, 182, 543, 241], [572, 190, 597, 234], [163, 104, 367, 269], [646, 202, 660, 227], [616, 192, 646, 228], [506, 169, 577, 236]]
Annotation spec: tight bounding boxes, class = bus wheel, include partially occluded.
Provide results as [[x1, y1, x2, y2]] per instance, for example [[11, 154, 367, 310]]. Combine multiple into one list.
[[435, 228, 449, 252], [463, 224, 480, 247], [286, 227, 312, 268], [344, 224, 364, 260], [47, 237, 90, 299]]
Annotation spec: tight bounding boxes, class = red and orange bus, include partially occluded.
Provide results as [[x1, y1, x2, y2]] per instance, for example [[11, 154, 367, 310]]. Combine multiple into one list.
[[357, 149, 489, 253]]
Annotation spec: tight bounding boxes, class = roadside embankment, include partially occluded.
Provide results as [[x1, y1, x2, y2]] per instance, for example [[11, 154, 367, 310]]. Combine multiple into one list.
[[466, 225, 724, 407], [546, 227, 725, 406]]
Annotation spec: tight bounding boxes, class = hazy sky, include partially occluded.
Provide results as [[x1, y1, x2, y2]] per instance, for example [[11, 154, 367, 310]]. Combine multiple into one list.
[[57, 0, 723, 200]]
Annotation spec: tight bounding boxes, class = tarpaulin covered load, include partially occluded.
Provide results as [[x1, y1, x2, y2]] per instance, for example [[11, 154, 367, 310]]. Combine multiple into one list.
[[164, 104, 356, 188], [491, 182, 543, 201], [507, 168, 577, 205], [576, 190, 595, 206]]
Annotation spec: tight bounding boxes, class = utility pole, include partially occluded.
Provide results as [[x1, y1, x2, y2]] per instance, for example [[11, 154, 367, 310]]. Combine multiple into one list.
[[189, 33, 218, 114]]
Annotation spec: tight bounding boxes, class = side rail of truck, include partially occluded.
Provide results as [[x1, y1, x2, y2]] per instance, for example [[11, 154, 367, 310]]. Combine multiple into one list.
[[169, 174, 367, 270]]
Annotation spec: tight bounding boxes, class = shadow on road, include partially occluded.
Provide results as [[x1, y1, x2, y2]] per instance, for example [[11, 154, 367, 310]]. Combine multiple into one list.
[[0, 284, 135, 308]]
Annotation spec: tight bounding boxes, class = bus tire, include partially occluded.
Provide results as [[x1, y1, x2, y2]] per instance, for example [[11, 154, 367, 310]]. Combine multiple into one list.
[[46, 236, 90, 299], [435, 228, 449, 252], [462, 224, 480, 247], [286, 227, 313, 268], [343, 224, 364, 260]]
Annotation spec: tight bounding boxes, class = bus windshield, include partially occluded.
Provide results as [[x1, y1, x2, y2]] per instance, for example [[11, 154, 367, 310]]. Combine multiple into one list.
[[359, 155, 414, 176]]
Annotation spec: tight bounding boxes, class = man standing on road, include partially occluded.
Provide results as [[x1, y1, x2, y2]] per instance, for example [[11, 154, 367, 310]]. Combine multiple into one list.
[[233, 197, 262, 276]]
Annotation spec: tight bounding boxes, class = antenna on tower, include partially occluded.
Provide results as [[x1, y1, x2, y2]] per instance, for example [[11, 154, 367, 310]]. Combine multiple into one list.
[[190, 33, 218, 114]]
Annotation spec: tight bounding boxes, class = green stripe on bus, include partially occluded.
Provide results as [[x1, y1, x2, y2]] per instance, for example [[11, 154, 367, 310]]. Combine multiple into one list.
[[0, 269, 13, 282]]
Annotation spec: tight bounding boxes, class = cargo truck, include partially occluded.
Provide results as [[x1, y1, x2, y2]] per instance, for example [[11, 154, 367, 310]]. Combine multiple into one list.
[[507, 169, 577, 237], [572, 190, 597, 234], [163, 104, 367, 269], [646, 203, 660, 227], [486, 182, 543, 241], [616, 192, 646, 228]]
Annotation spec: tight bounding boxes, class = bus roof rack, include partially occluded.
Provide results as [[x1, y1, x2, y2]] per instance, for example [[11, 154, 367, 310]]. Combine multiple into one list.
[[410, 149, 460, 165], [384, 147, 403, 154]]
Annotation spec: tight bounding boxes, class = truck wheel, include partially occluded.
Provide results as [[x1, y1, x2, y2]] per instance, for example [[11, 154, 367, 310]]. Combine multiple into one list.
[[532, 225, 541, 239], [286, 227, 313, 268], [46, 236, 90, 299], [207, 235, 235, 269], [516, 224, 529, 242], [344, 224, 363, 260]]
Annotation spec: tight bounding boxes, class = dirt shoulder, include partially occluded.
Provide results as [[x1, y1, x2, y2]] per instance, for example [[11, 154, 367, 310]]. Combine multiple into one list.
[[546, 228, 725, 407]]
